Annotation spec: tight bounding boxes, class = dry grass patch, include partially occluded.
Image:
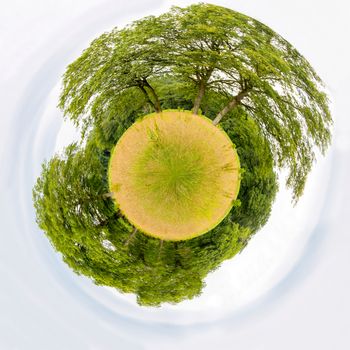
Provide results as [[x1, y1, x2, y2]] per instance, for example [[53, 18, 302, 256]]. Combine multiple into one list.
[[109, 110, 240, 240]]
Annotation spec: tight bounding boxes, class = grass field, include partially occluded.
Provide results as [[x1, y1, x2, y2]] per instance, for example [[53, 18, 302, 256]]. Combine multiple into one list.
[[108, 110, 241, 241]]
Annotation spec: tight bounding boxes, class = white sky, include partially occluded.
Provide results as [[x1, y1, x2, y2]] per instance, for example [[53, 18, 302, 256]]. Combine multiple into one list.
[[1, 0, 350, 349]]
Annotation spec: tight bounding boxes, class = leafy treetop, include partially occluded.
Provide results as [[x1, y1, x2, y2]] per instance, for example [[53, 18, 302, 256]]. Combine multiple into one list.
[[34, 77, 278, 305], [33, 115, 275, 306], [59, 3, 331, 201]]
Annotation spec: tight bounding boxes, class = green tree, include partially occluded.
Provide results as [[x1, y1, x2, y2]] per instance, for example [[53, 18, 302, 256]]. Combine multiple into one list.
[[33, 89, 276, 306], [33, 141, 252, 306], [34, 2, 331, 306], [85, 74, 278, 234], [59, 3, 331, 200]]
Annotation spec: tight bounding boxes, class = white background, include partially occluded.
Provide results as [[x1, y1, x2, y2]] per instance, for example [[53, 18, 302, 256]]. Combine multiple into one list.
[[1, 0, 349, 349]]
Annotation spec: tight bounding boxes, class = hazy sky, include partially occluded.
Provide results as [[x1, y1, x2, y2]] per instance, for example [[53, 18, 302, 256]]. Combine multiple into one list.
[[1, 0, 350, 349]]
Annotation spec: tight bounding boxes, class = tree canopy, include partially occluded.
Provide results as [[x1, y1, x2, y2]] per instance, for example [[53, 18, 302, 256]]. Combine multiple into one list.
[[33, 80, 277, 305], [59, 3, 331, 200], [33, 3, 331, 306], [33, 110, 277, 306]]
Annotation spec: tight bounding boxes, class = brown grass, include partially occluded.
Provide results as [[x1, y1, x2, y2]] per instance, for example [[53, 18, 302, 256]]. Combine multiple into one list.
[[108, 110, 240, 241]]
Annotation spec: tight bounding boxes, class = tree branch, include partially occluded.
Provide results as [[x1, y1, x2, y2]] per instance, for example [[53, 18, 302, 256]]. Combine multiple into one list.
[[213, 89, 249, 125], [124, 227, 138, 246]]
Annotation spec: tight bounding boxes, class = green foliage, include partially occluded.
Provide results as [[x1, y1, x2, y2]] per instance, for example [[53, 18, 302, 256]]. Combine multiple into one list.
[[33, 80, 276, 305], [170, 87, 278, 232], [34, 3, 331, 306], [59, 3, 331, 200], [33, 141, 251, 306], [222, 110, 278, 233]]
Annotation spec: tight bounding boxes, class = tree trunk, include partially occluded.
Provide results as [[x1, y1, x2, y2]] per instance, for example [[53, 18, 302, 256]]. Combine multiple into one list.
[[124, 227, 138, 246], [212, 90, 249, 125], [193, 80, 206, 115], [138, 85, 157, 111], [157, 240, 164, 260], [144, 80, 162, 113], [102, 192, 114, 199], [193, 68, 214, 115]]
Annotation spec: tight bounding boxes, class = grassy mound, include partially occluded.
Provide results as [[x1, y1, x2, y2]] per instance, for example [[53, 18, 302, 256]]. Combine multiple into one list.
[[109, 110, 241, 240]]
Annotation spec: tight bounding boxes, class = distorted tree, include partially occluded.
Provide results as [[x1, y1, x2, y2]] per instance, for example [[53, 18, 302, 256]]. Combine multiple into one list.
[[33, 84, 277, 305], [59, 3, 331, 200], [34, 2, 332, 306], [33, 139, 252, 306]]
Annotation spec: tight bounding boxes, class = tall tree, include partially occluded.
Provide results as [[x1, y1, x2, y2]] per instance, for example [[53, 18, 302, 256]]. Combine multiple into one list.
[[59, 3, 331, 200], [34, 80, 278, 305], [131, 4, 332, 200], [58, 27, 164, 134], [33, 139, 255, 306], [34, 3, 332, 306]]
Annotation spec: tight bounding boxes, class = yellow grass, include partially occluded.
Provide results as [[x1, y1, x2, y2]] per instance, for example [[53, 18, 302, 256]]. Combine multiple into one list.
[[108, 110, 240, 241]]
